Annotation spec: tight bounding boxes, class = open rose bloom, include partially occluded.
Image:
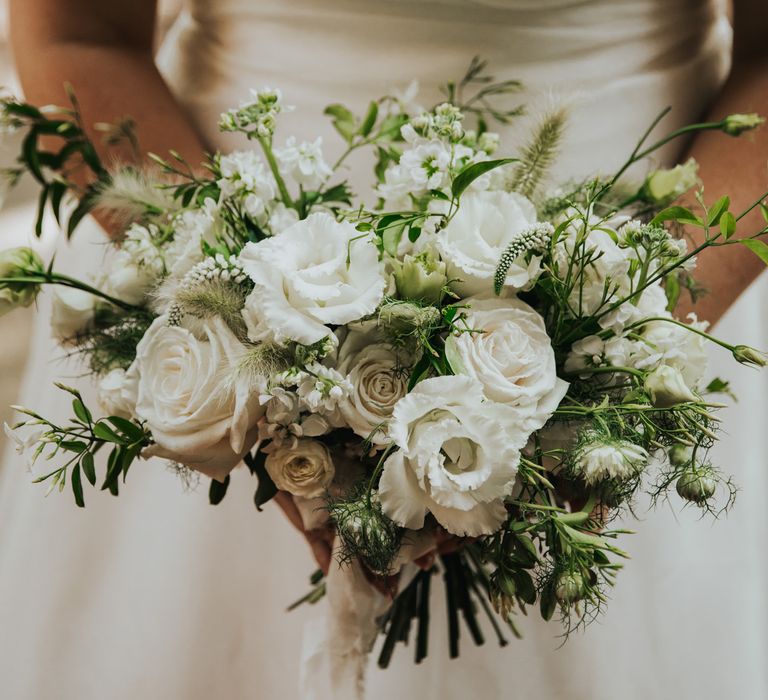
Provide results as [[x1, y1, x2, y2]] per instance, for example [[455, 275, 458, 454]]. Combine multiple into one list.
[[1, 77, 765, 679]]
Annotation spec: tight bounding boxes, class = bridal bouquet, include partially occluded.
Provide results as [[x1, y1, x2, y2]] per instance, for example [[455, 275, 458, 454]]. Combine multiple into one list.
[[2, 62, 767, 676]]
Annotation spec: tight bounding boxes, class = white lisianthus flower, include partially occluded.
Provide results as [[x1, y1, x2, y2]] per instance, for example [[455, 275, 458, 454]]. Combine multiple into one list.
[[445, 296, 568, 433], [598, 281, 669, 334], [99, 249, 158, 306], [564, 334, 635, 376], [0, 247, 44, 316], [379, 375, 527, 537], [97, 367, 138, 419], [264, 437, 335, 498], [50, 286, 96, 340], [239, 213, 387, 346], [573, 433, 648, 484], [437, 190, 540, 296], [134, 316, 264, 481], [336, 328, 411, 446], [275, 136, 332, 190], [641, 157, 699, 205], [644, 365, 698, 407]]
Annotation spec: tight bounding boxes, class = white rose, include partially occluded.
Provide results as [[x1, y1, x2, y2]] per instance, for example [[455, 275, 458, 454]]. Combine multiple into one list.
[[97, 367, 138, 419], [445, 296, 568, 432], [239, 213, 387, 346], [437, 190, 539, 296], [134, 316, 264, 481], [336, 329, 410, 446], [379, 375, 527, 537], [50, 286, 96, 340], [264, 438, 335, 498]]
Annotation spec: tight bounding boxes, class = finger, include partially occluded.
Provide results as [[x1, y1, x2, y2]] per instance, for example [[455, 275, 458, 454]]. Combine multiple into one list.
[[413, 551, 436, 571], [273, 491, 305, 533], [308, 534, 332, 576]]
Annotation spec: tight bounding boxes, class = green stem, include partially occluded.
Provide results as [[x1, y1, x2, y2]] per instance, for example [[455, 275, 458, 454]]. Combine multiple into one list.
[[621, 315, 736, 353], [257, 135, 294, 209]]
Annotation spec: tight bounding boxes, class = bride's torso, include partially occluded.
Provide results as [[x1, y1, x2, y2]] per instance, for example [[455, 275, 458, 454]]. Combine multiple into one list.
[[157, 0, 731, 178]]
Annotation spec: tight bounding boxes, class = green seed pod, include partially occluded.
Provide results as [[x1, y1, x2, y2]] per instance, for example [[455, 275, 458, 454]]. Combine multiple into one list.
[[555, 571, 587, 605], [676, 466, 717, 504]]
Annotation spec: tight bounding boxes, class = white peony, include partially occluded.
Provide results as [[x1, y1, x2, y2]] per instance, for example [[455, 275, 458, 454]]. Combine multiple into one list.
[[97, 367, 138, 419], [239, 213, 387, 346], [336, 328, 411, 446], [379, 375, 527, 537], [50, 286, 96, 340], [134, 316, 264, 481], [264, 437, 335, 498], [437, 190, 540, 296], [445, 296, 568, 432]]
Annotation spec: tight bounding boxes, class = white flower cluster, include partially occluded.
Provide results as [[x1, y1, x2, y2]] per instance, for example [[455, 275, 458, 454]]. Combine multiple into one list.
[[218, 87, 289, 138]]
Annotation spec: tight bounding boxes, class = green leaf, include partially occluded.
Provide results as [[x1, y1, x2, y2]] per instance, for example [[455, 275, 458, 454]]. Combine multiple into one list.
[[451, 158, 516, 200], [71, 464, 85, 507], [244, 451, 277, 511], [59, 440, 87, 453], [719, 211, 737, 239], [759, 203, 768, 224], [664, 271, 681, 312], [649, 206, 703, 228], [540, 584, 557, 621], [49, 181, 68, 226], [359, 101, 378, 137], [35, 186, 48, 238], [512, 570, 536, 605], [107, 416, 145, 442], [22, 129, 45, 183], [324, 104, 356, 143], [209, 474, 231, 505], [93, 421, 125, 444], [706, 195, 730, 226], [72, 398, 92, 425], [376, 113, 408, 141], [81, 452, 97, 486], [742, 239, 768, 265]]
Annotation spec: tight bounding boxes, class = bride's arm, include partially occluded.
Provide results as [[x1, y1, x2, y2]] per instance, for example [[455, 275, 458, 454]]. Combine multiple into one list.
[[11, 0, 334, 571], [9, 0, 206, 169], [677, 0, 768, 324]]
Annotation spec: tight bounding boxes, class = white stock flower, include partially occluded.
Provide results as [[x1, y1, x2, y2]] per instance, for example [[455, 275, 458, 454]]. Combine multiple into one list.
[[218, 150, 277, 221], [379, 375, 526, 537], [573, 433, 648, 485], [4, 422, 45, 472], [264, 437, 335, 498], [134, 316, 264, 481], [275, 136, 332, 190], [165, 201, 221, 280], [267, 202, 300, 234], [121, 223, 165, 277], [50, 286, 96, 340], [239, 213, 387, 346], [336, 328, 410, 446], [445, 296, 567, 432], [97, 367, 138, 419], [437, 190, 540, 296]]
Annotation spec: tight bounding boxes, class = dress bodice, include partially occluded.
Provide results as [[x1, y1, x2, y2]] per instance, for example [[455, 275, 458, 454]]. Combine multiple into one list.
[[156, 0, 731, 181]]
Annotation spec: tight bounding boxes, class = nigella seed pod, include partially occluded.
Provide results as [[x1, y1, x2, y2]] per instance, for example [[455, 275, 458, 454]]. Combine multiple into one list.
[[554, 571, 587, 605], [676, 466, 717, 504], [328, 490, 403, 575]]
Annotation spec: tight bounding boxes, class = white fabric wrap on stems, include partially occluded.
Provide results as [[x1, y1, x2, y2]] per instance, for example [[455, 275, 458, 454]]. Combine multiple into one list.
[[299, 531, 435, 699]]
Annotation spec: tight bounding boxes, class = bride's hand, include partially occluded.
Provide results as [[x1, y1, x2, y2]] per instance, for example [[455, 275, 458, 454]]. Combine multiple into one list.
[[273, 491, 335, 576]]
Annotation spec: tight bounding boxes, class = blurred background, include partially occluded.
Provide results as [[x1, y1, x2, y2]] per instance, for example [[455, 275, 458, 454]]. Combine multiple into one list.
[[0, 0, 181, 444]]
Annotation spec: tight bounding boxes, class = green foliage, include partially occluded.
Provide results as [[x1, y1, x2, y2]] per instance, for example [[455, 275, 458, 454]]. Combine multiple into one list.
[[508, 109, 567, 199]]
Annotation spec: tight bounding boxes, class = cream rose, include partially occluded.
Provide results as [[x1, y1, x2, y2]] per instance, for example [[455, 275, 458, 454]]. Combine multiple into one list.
[[379, 375, 527, 537], [437, 190, 540, 296], [239, 213, 387, 346], [134, 316, 263, 481], [97, 367, 138, 419], [336, 329, 410, 446], [264, 437, 335, 498], [445, 296, 568, 433]]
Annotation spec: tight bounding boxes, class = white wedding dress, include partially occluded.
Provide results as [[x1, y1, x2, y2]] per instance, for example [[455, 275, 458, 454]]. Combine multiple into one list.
[[2, 1, 767, 698]]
